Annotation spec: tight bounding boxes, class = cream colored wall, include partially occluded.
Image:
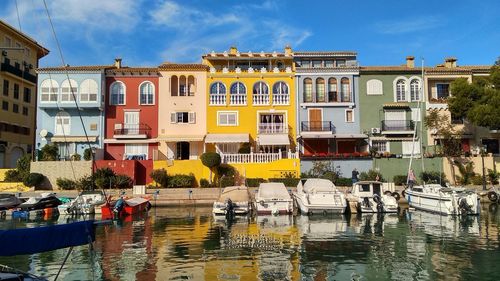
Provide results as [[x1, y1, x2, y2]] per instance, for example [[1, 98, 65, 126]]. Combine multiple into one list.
[[442, 156, 498, 184], [425, 75, 471, 100]]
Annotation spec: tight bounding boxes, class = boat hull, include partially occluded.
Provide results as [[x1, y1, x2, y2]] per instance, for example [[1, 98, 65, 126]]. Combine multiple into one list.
[[101, 197, 151, 218], [405, 187, 480, 216], [255, 200, 293, 215], [213, 202, 249, 216], [293, 192, 346, 214]]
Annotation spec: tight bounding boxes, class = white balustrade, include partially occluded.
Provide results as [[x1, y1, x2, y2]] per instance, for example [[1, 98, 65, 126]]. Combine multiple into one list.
[[253, 94, 270, 105], [229, 94, 247, 105], [258, 123, 287, 134], [221, 152, 283, 163], [273, 94, 289, 105], [209, 94, 226, 105]]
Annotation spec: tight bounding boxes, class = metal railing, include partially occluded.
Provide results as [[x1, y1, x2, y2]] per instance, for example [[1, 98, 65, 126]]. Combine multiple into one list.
[[113, 123, 151, 137], [301, 121, 334, 132], [381, 120, 414, 131], [0, 62, 37, 83]]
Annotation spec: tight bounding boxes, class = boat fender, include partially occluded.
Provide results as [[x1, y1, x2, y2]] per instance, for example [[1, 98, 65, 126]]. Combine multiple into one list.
[[384, 191, 392, 196], [487, 191, 499, 203], [392, 192, 401, 201], [259, 200, 265, 206], [373, 194, 381, 204]]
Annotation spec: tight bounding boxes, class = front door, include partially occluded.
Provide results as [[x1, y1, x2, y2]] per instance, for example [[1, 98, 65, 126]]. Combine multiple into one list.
[[176, 142, 190, 160], [308, 109, 322, 131], [124, 112, 139, 134]]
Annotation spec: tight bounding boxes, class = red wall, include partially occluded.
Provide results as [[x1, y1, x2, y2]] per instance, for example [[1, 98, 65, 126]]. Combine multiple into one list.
[[94, 160, 153, 185], [104, 143, 158, 161]]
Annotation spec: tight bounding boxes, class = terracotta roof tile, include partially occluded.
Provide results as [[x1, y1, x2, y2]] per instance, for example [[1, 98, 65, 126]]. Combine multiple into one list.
[[294, 51, 357, 56], [106, 67, 159, 74], [202, 52, 289, 59], [158, 63, 209, 71], [37, 65, 115, 72]]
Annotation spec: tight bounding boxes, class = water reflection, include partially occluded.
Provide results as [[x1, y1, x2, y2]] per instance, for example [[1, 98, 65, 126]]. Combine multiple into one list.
[[0, 205, 499, 280]]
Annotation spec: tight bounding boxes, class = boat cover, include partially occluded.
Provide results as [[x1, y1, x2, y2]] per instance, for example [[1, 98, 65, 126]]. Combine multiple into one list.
[[0, 220, 95, 256], [125, 197, 149, 207], [303, 178, 336, 193], [218, 186, 249, 202], [257, 183, 291, 200]]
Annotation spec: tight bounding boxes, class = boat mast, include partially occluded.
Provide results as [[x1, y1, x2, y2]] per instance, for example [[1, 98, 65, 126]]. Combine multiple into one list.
[[407, 58, 425, 185], [420, 58, 425, 173]]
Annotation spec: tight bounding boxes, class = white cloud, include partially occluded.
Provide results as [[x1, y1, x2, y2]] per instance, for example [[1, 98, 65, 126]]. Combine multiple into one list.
[[375, 16, 443, 34]]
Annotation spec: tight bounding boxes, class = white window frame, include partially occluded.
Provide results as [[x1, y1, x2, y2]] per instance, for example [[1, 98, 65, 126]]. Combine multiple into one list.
[[409, 77, 421, 101], [124, 144, 148, 160], [139, 81, 155, 105], [436, 83, 450, 99], [170, 112, 195, 124], [371, 140, 389, 153], [217, 111, 238, 126], [60, 79, 78, 103], [54, 112, 70, 135], [411, 108, 421, 122], [79, 79, 98, 103], [402, 140, 421, 157], [366, 79, 383, 95], [345, 109, 354, 123], [110, 81, 126, 105], [40, 79, 59, 102]]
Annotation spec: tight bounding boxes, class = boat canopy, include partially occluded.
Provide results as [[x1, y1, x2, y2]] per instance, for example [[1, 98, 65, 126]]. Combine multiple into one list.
[[257, 183, 291, 200], [0, 220, 95, 256], [303, 178, 336, 193], [218, 186, 249, 202]]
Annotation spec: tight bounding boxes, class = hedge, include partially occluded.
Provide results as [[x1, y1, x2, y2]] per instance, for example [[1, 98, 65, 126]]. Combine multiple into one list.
[[57, 178, 79, 190], [220, 176, 235, 188], [393, 175, 408, 186], [335, 177, 352, 186], [269, 177, 300, 187], [167, 174, 196, 188], [246, 178, 267, 187]]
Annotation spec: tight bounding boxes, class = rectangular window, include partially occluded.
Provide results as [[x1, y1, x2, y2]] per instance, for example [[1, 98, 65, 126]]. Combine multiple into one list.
[[345, 109, 354, 123], [451, 113, 464, 124], [402, 141, 421, 157], [372, 141, 387, 152], [324, 60, 334, 67], [218, 112, 238, 126], [22, 106, 28, 116], [411, 108, 421, 122], [336, 60, 346, 67], [170, 112, 195, 124], [2, 101, 8, 111], [13, 84, 19, 99], [3, 80, 9, 96], [4, 36, 11, 47], [304, 83, 313, 102], [23, 88, 31, 103], [177, 112, 188, 123], [436, 83, 450, 99], [124, 144, 148, 160], [301, 60, 310, 67], [312, 60, 322, 68], [12, 104, 19, 113]]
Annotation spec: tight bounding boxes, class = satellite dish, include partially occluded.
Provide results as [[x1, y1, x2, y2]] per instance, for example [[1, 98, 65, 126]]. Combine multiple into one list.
[[39, 129, 48, 137]]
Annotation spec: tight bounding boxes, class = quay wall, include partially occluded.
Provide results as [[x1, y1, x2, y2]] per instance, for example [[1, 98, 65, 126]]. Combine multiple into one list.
[[30, 161, 92, 189]]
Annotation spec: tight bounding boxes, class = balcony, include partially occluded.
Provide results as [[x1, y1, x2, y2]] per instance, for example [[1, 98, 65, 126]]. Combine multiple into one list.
[[0, 62, 37, 84], [113, 123, 151, 139], [220, 150, 298, 164], [272, 94, 289, 105], [229, 94, 246, 105], [258, 123, 288, 134], [381, 120, 414, 134], [209, 94, 226, 105], [301, 121, 334, 132], [253, 94, 270, 105]]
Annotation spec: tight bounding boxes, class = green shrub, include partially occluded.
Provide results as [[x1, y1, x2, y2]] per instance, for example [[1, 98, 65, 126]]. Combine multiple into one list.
[[16, 154, 31, 179], [200, 178, 210, 188], [246, 178, 266, 187], [217, 164, 236, 177], [40, 144, 58, 161], [57, 178, 78, 190], [23, 173, 45, 187], [168, 174, 195, 188], [93, 168, 116, 189], [4, 169, 22, 182], [200, 152, 221, 169], [83, 148, 93, 161], [359, 169, 384, 182], [150, 169, 168, 187], [420, 171, 447, 185], [269, 177, 300, 187], [115, 174, 133, 189], [220, 176, 235, 188], [71, 153, 81, 161], [335, 177, 352, 186], [238, 143, 251, 154], [471, 174, 484, 185], [78, 175, 95, 191], [488, 169, 499, 185], [393, 175, 408, 186]]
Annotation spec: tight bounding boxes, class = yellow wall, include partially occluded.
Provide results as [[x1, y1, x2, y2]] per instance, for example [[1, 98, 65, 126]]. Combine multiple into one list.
[[153, 158, 300, 183]]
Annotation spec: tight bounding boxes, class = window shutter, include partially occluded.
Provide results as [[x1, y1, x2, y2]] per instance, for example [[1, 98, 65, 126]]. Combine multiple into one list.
[[170, 112, 177, 123], [189, 112, 196, 124]]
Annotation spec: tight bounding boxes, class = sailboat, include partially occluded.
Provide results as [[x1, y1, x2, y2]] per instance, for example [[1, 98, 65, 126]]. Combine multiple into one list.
[[403, 60, 480, 216]]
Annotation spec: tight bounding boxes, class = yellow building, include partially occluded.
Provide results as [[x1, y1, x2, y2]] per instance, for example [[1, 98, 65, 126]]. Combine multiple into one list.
[[0, 20, 48, 168], [202, 46, 298, 171]]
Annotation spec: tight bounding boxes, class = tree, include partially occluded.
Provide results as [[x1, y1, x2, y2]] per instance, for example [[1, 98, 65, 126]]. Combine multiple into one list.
[[200, 152, 221, 184], [40, 144, 59, 161], [83, 148, 93, 161], [23, 173, 46, 188]]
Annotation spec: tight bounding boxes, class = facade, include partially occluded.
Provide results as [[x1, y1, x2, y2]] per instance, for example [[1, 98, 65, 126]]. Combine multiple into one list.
[[0, 20, 48, 167], [103, 60, 159, 161], [202, 46, 298, 164], [156, 63, 208, 160], [35, 65, 111, 160], [294, 51, 369, 175]]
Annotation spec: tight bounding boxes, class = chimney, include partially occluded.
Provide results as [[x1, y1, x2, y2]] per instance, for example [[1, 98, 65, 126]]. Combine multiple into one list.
[[229, 46, 237, 55], [444, 57, 457, 68], [406, 56, 415, 68], [284, 45, 292, 56], [114, 58, 122, 69]]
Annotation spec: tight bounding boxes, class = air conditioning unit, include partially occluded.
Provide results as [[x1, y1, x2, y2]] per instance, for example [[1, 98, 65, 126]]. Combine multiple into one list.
[[114, 123, 122, 130], [371, 127, 381, 134]]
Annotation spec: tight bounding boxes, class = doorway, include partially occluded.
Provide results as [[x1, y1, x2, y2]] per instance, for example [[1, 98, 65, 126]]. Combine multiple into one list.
[[176, 142, 190, 160]]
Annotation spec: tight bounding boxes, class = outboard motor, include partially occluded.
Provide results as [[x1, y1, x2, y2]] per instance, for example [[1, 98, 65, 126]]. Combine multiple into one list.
[[458, 198, 472, 215], [225, 198, 235, 220], [113, 197, 125, 216]]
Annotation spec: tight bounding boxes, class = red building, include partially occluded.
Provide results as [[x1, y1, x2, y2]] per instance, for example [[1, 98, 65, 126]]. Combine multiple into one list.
[[102, 60, 159, 184]]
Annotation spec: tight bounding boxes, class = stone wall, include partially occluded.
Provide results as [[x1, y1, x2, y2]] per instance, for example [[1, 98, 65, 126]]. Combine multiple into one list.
[[30, 161, 92, 189]]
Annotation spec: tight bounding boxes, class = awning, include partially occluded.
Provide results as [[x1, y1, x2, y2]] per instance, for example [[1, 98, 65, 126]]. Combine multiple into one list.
[[332, 133, 368, 139], [370, 136, 417, 141], [383, 102, 410, 109], [300, 133, 334, 139], [158, 135, 205, 142], [205, 133, 249, 144], [103, 138, 159, 144], [258, 134, 290, 146], [51, 136, 98, 143]]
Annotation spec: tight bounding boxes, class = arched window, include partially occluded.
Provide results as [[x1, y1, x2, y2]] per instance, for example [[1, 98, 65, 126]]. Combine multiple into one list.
[[188, 75, 196, 96], [60, 79, 78, 102], [341, 78, 351, 102], [40, 79, 58, 102], [410, 79, 420, 101], [80, 79, 98, 102], [396, 79, 406, 102], [303, 78, 312, 102], [328, 78, 337, 102], [253, 81, 269, 105], [110, 81, 125, 105], [139, 81, 154, 105], [55, 111, 70, 135], [230, 82, 246, 105], [209, 82, 226, 105], [273, 81, 289, 105], [179, 75, 187, 96], [171, 75, 178, 96], [316, 78, 325, 102]]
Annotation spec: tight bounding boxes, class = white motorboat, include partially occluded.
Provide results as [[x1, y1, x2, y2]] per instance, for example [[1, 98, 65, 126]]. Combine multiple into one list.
[[406, 209, 480, 237], [212, 186, 250, 216], [404, 184, 480, 216], [18, 192, 62, 211], [351, 181, 399, 213], [293, 178, 347, 214], [254, 182, 293, 215], [58, 190, 107, 215]]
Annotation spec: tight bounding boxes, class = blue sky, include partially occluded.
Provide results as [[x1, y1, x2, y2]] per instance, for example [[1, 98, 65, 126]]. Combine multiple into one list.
[[2, 0, 499, 67]]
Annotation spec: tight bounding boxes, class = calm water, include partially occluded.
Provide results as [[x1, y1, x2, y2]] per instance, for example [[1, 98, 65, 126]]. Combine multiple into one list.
[[1, 204, 500, 281]]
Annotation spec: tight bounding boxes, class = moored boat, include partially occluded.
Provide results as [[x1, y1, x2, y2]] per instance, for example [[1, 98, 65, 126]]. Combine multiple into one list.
[[213, 186, 251, 216], [17, 193, 62, 211], [254, 182, 293, 215], [350, 181, 399, 213], [293, 178, 347, 214], [0, 194, 22, 211], [58, 190, 106, 215], [101, 196, 151, 218]]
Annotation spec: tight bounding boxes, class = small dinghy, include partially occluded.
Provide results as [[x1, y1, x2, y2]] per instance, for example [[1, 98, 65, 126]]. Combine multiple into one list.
[[101, 197, 151, 218], [58, 190, 106, 215], [0, 194, 22, 211], [213, 186, 251, 216], [254, 182, 293, 215]]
